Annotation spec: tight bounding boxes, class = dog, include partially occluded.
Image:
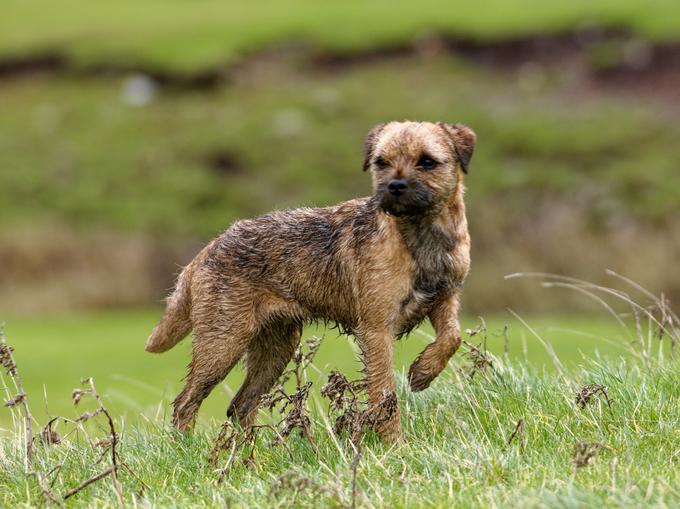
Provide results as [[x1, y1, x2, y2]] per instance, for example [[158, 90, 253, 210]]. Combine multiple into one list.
[[146, 120, 475, 441]]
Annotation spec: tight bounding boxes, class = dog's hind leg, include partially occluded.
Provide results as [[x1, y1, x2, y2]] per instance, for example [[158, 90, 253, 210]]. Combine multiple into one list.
[[171, 310, 255, 431], [227, 321, 301, 427]]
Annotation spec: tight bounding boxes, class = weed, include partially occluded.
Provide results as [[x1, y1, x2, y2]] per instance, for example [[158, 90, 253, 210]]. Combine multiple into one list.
[[271, 471, 349, 509], [1, 328, 34, 463], [262, 336, 322, 447], [506, 419, 526, 452], [576, 384, 613, 411], [210, 337, 321, 481], [0, 329, 146, 505], [572, 441, 611, 469], [463, 319, 495, 379]]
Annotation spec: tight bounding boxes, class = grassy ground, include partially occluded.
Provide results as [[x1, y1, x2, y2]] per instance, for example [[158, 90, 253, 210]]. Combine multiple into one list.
[[0, 309, 649, 429], [2, 4, 679, 506], [1, 320, 678, 507], [3, 0, 680, 70]]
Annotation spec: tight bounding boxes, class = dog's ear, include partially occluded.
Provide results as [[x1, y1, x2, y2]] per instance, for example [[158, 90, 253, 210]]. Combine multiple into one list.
[[362, 123, 387, 171], [438, 123, 476, 173]]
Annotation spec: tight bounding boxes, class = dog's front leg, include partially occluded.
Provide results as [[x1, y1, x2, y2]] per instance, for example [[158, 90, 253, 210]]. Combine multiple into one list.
[[408, 293, 462, 392], [356, 328, 401, 442]]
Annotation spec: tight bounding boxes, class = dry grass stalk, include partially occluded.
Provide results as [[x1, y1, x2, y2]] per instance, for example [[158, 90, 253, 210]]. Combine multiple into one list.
[[63, 377, 131, 505], [502, 324, 510, 361], [462, 319, 494, 379], [572, 441, 611, 468], [506, 419, 526, 452], [1, 328, 34, 464], [575, 384, 613, 411], [505, 271, 680, 363], [209, 420, 258, 482], [261, 380, 316, 448], [211, 337, 322, 481], [349, 447, 363, 509], [1, 330, 64, 505], [279, 336, 322, 387], [656, 292, 677, 358], [462, 341, 494, 379], [0, 337, 145, 506], [262, 336, 321, 448], [271, 471, 350, 509], [320, 369, 398, 443], [320, 371, 367, 444]]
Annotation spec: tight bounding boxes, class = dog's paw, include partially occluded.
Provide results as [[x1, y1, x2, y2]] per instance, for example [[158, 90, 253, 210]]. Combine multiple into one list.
[[408, 362, 435, 392]]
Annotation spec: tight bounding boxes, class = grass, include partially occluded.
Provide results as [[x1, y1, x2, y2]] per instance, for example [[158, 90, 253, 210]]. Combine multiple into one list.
[[0, 309, 636, 430], [2, 4, 679, 504], [3, 1, 680, 70], [1, 275, 678, 507], [2, 59, 678, 237], [1, 325, 678, 507]]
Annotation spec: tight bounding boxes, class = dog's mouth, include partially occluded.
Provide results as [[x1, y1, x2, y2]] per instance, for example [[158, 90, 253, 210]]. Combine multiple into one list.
[[376, 185, 435, 217], [379, 199, 423, 217]]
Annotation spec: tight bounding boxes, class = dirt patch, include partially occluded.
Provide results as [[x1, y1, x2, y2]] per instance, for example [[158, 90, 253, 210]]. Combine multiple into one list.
[[311, 31, 592, 70], [1, 28, 679, 99], [0, 53, 67, 78], [309, 27, 680, 101], [593, 40, 680, 101], [205, 151, 245, 177]]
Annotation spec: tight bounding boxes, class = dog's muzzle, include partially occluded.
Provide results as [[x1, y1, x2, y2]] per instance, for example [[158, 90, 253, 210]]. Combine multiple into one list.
[[377, 181, 434, 217]]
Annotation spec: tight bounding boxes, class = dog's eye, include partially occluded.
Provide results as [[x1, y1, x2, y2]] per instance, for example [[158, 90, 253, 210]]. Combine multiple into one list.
[[373, 157, 389, 169], [417, 155, 438, 170]]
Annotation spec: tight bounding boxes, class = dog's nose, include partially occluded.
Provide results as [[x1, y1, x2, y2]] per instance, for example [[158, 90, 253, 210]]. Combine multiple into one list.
[[388, 179, 408, 196]]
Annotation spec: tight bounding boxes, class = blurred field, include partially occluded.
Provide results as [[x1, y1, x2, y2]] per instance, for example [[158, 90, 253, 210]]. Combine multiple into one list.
[[3, 0, 680, 70], [3, 63, 678, 234], [2, 1, 680, 316], [1, 310, 636, 429], [1, 5, 679, 506], [2, 54, 679, 313], [1, 0, 678, 427]]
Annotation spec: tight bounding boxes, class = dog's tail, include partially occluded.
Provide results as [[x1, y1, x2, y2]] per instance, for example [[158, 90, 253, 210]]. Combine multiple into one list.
[[145, 261, 195, 353]]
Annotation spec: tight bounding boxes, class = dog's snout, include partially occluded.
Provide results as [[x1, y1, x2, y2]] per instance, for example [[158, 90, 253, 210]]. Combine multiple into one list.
[[387, 179, 408, 196]]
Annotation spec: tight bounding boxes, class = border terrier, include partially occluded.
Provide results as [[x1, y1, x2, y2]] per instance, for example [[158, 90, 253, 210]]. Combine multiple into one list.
[[146, 120, 475, 440]]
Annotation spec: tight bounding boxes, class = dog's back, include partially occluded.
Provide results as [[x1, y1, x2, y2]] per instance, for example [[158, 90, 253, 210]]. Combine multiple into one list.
[[146, 198, 373, 352]]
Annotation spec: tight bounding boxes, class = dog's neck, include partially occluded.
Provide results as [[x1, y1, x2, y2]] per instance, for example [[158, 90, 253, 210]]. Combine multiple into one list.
[[393, 181, 466, 246], [389, 185, 466, 335]]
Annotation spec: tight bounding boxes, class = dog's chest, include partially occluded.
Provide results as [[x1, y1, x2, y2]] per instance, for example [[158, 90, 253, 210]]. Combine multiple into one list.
[[396, 225, 457, 335]]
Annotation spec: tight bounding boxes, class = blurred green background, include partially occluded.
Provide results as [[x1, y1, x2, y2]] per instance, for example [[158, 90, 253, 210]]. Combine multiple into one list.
[[1, 1, 678, 424]]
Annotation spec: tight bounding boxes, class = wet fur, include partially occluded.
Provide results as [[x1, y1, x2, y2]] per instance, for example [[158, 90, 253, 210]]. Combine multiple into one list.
[[146, 120, 475, 440]]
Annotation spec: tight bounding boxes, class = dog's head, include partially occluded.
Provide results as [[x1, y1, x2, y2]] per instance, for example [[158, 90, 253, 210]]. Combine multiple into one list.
[[363, 121, 476, 217]]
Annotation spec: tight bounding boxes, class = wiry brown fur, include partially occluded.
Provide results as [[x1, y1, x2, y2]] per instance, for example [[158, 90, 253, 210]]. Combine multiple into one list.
[[146, 120, 475, 440]]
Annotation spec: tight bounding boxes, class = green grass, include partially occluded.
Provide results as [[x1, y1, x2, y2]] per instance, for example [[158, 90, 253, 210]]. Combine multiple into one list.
[[1, 319, 678, 507], [2, 5, 678, 505], [3, 0, 680, 70], [2, 58, 678, 238], [0, 309, 644, 430]]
